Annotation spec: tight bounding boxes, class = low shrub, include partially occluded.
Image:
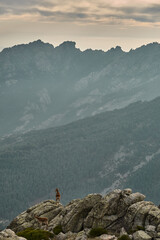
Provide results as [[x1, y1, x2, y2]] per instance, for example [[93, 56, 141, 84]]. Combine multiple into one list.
[[17, 227, 54, 240], [136, 225, 145, 231], [53, 225, 63, 235], [128, 225, 145, 234], [88, 227, 108, 237], [118, 234, 131, 240]]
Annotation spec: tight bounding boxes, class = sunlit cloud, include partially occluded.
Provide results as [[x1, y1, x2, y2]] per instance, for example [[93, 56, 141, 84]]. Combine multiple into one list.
[[0, 0, 160, 26]]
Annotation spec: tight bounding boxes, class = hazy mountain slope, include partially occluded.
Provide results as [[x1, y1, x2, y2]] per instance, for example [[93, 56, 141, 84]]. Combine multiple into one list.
[[1, 40, 160, 136], [0, 97, 160, 227]]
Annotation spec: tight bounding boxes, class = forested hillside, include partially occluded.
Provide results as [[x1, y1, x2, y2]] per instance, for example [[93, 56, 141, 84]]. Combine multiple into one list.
[[0, 97, 160, 228], [1, 40, 160, 136]]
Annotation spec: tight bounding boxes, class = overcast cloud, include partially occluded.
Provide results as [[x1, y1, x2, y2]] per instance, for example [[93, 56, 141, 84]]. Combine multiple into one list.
[[1, 0, 160, 25], [0, 0, 160, 51]]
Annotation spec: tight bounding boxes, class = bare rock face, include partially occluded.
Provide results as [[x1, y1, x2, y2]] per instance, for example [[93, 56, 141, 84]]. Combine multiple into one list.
[[84, 189, 145, 233], [133, 230, 152, 240], [124, 201, 160, 232], [145, 225, 156, 238], [61, 194, 102, 233], [8, 200, 64, 233], [7, 188, 160, 239], [0, 229, 26, 240], [75, 231, 87, 240], [99, 234, 117, 240]]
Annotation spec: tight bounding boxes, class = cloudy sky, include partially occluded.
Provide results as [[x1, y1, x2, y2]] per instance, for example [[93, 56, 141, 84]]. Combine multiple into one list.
[[1, 0, 160, 51]]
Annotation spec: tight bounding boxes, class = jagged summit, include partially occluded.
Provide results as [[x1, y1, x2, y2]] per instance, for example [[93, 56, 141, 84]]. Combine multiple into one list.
[[56, 41, 80, 54], [58, 41, 76, 49], [1, 40, 160, 56], [6, 189, 160, 240], [108, 45, 123, 53], [129, 41, 160, 53], [1, 39, 54, 54], [29, 39, 47, 45], [28, 39, 54, 48], [1, 40, 81, 56]]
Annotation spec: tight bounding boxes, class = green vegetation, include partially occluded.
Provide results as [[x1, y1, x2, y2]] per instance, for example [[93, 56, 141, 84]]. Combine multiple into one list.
[[117, 235, 131, 240], [17, 227, 54, 240], [136, 226, 145, 231], [53, 225, 63, 235], [88, 227, 108, 237], [128, 225, 145, 234]]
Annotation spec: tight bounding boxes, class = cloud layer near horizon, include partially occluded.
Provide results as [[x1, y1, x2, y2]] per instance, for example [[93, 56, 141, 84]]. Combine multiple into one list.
[[1, 0, 160, 26]]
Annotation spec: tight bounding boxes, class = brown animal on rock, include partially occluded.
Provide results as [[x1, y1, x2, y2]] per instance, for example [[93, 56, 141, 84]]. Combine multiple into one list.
[[34, 215, 48, 229], [55, 188, 61, 203]]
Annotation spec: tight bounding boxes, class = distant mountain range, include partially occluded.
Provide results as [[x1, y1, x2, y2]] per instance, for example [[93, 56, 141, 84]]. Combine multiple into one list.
[[1, 40, 160, 137], [0, 97, 160, 228]]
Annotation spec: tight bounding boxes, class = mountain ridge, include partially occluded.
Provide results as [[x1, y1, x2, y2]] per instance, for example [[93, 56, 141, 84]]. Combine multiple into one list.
[[1, 40, 160, 137], [0, 39, 124, 54]]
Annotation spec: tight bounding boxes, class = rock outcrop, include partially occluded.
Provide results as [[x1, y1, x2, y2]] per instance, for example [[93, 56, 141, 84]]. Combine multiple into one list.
[[8, 200, 63, 233], [7, 189, 160, 240], [0, 229, 26, 240], [133, 230, 152, 240]]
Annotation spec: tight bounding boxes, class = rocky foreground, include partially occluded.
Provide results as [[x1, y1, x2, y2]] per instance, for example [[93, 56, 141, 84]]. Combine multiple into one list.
[[2, 189, 160, 240]]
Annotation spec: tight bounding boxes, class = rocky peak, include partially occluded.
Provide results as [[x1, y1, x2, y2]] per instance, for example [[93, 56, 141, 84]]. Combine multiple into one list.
[[108, 46, 123, 53], [6, 188, 160, 240], [58, 41, 76, 49], [29, 39, 47, 45], [27, 39, 54, 50], [56, 41, 79, 54], [1, 39, 54, 56]]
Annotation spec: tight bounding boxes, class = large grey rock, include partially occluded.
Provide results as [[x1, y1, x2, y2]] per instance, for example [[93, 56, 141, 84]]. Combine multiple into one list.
[[99, 234, 117, 240], [122, 189, 132, 196], [133, 230, 151, 240], [56, 232, 67, 240], [55, 231, 77, 240], [145, 225, 155, 232], [84, 189, 145, 232], [0, 229, 26, 240], [124, 201, 154, 231], [120, 227, 128, 237], [124, 200, 160, 232], [61, 194, 102, 233], [145, 205, 160, 226], [145, 225, 156, 238], [64, 231, 77, 240], [157, 225, 160, 232], [8, 200, 63, 233], [75, 231, 87, 240]]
